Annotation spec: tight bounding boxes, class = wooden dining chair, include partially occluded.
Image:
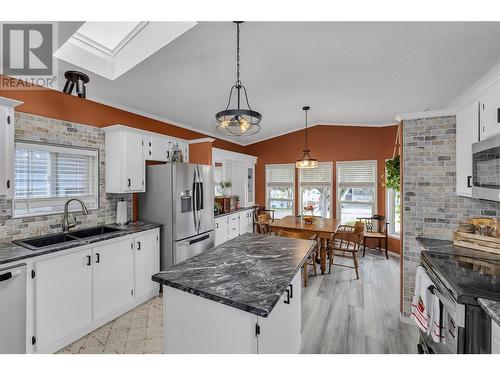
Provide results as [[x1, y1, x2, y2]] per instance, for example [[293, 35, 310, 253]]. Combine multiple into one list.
[[277, 230, 319, 287], [253, 207, 275, 234], [356, 215, 389, 259], [256, 213, 273, 234], [328, 222, 364, 279]]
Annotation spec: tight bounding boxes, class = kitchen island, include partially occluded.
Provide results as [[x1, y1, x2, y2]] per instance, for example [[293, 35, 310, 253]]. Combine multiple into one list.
[[152, 233, 316, 354]]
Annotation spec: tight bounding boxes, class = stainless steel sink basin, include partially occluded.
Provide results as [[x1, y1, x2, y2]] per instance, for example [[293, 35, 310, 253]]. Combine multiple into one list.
[[13, 226, 123, 250]]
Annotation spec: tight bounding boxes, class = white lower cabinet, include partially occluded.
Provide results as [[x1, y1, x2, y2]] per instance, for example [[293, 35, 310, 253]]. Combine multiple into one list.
[[134, 231, 160, 298], [92, 239, 134, 321], [492, 319, 500, 354], [31, 228, 159, 353], [34, 248, 93, 352], [163, 270, 301, 354], [258, 271, 301, 354], [214, 208, 254, 246], [214, 216, 229, 246]]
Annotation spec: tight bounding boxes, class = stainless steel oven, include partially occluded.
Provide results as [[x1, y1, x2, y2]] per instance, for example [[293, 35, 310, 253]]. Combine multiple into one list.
[[472, 134, 500, 201], [418, 256, 492, 354]]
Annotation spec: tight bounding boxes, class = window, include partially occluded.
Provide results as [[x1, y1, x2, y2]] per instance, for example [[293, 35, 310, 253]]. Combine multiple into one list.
[[387, 188, 401, 237], [265, 164, 294, 219], [336, 160, 377, 224], [14, 142, 99, 218], [299, 162, 332, 218], [214, 162, 223, 196]]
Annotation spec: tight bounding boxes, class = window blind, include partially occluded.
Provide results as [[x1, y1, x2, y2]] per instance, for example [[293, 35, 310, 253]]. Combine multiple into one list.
[[337, 161, 376, 187], [300, 162, 332, 185], [14, 142, 99, 218], [266, 164, 295, 186]]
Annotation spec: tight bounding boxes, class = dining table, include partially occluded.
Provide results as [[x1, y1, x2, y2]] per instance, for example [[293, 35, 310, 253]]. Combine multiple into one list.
[[268, 215, 340, 274]]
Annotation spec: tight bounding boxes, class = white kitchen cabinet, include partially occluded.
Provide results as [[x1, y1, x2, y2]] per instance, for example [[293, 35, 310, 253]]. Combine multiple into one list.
[[134, 231, 159, 298], [144, 134, 171, 162], [479, 80, 500, 141], [214, 216, 229, 246], [228, 213, 240, 240], [245, 163, 255, 207], [162, 269, 301, 354], [0, 97, 22, 198], [240, 210, 254, 234], [34, 248, 93, 352], [92, 238, 134, 321], [257, 271, 301, 354], [456, 102, 479, 197], [104, 127, 145, 193], [492, 319, 500, 354]]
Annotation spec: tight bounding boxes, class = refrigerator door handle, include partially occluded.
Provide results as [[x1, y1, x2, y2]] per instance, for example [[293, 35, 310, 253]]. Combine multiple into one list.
[[192, 181, 199, 232]]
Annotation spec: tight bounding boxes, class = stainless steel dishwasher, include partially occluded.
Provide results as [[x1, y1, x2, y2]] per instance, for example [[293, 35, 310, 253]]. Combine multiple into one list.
[[0, 263, 27, 353]]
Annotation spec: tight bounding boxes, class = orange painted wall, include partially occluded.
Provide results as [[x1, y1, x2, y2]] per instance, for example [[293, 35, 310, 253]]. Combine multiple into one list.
[[0, 78, 246, 154], [244, 124, 401, 254], [189, 142, 213, 165]]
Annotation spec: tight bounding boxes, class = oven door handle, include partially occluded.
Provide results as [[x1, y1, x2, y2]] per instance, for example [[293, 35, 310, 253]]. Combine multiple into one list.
[[429, 285, 457, 314]]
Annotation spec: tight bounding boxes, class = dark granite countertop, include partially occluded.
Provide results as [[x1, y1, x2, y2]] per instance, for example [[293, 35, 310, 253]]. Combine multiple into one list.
[[478, 298, 500, 326], [0, 222, 161, 266], [152, 232, 315, 317], [214, 205, 257, 219]]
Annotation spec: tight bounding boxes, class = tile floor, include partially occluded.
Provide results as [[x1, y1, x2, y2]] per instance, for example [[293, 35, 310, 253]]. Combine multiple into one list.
[[58, 296, 163, 354]]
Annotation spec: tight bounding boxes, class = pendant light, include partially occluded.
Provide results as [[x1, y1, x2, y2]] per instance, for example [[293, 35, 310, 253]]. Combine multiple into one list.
[[296, 106, 318, 169], [216, 21, 262, 136]]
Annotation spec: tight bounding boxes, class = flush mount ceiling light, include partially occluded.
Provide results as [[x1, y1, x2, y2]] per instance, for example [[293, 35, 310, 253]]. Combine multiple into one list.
[[296, 106, 318, 169], [62, 70, 89, 98], [215, 21, 262, 136]]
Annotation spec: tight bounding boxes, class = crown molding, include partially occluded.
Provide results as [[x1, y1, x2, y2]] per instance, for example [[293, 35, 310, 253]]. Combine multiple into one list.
[[395, 109, 456, 122], [448, 61, 500, 110], [188, 137, 215, 144], [0, 96, 23, 108]]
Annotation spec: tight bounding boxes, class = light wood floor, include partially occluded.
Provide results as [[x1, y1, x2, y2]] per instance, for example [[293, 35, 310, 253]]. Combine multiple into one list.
[[301, 251, 419, 354]]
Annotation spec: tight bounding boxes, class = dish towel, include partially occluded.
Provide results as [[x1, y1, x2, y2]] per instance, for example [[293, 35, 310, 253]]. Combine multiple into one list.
[[430, 292, 445, 343], [411, 266, 433, 333]]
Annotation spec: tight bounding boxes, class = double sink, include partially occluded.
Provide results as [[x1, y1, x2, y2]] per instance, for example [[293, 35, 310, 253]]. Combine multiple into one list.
[[14, 226, 124, 251]]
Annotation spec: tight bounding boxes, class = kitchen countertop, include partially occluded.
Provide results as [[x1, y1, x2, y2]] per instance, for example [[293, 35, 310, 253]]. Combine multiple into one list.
[[0, 222, 161, 266], [152, 232, 315, 317], [214, 205, 257, 218], [478, 298, 500, 326], [416, 237, 500, 304]]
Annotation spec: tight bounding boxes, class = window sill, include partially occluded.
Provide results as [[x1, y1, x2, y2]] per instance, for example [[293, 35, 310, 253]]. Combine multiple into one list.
[[388, 233, 400, 240]]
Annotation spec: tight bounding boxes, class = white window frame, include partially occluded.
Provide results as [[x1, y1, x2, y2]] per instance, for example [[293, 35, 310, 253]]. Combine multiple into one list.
[[298, 162, 333, 218], [336, 160, 377, 223], [13, 141, 99, 218], [386, 187, 401, 238], [265, 163, 295, 218]]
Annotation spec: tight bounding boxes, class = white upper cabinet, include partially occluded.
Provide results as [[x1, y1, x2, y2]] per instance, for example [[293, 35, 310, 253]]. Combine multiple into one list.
[[478, 80, 500, 140], [0, 97, 23, 198], [104, 125, 189, 193], [456, 102, 478, 197]]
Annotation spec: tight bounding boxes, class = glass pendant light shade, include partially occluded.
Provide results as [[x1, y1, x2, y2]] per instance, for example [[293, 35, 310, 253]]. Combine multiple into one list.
[[215, 21, 262, 136], [296, 106, 318, 169]]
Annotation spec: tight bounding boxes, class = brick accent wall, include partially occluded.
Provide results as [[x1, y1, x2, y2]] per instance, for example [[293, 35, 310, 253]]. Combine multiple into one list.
[[0, 112, 132, 242], [402, 115, 500, 316]]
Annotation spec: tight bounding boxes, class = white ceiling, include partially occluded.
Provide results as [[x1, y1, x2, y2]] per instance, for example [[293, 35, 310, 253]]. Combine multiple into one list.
[[56, 22, 500, 145]]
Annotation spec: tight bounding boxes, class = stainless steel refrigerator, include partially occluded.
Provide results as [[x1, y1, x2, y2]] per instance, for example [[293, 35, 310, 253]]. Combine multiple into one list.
[[138, 163, 214, 270]]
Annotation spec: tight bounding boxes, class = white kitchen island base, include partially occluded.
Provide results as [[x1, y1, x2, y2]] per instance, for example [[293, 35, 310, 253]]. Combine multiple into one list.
[[163, 271, 301, 354]]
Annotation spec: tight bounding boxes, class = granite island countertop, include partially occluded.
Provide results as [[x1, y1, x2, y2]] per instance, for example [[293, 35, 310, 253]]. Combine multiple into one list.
[[478, 299, 500, 326], [0, 221, 161, 266], [152, 232, 316, 317]]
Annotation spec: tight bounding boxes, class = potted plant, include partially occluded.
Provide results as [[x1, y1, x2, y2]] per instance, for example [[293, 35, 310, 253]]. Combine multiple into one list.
[[385, 155, 400, 192], [221, 180, 232, 196]]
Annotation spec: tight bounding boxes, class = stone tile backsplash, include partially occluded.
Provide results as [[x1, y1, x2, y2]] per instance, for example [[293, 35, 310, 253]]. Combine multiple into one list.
[[0, 112, 132, 243], [402, 115, 500, 316]]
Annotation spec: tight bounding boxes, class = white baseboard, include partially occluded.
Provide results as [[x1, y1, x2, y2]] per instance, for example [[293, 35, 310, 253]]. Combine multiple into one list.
[[36, 288, 159, 354]]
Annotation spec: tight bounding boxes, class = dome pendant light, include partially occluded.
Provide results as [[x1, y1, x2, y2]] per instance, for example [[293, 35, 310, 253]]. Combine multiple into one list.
[[296, 106, 318, 169], [215, 21, 262, 136]]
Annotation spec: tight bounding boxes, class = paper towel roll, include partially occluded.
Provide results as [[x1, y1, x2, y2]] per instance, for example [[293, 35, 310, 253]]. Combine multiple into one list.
[[116, 200, 128, 225]]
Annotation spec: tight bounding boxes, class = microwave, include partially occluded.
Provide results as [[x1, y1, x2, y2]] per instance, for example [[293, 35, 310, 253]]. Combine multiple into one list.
[[472, 134, 500, 201]]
